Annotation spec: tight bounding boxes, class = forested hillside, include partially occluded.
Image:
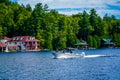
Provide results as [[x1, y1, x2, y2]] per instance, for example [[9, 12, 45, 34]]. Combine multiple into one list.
[[0, 0, 120, 49]]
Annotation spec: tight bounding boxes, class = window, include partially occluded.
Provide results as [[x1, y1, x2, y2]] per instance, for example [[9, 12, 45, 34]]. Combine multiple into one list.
[[25, 42, 27, 44], [29, 42, 32, 44], [33, 42, 35, 44]]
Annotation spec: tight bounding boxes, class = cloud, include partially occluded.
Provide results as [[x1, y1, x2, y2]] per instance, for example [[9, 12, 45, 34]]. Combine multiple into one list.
[[17, 0, 120, 18]]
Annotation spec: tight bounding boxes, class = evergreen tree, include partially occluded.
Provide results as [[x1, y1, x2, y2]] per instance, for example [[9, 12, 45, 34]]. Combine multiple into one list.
[[93, 37, 97, 48], [78, 11, 93, 41], [0, 1, 120, 49], [0, 0, 11, 4], [26, 4, 32, 11], [44, 31, 53, 50], [94, 35, 101, 48], [0, 26, 3, 38], [88, 36, 93, 48]]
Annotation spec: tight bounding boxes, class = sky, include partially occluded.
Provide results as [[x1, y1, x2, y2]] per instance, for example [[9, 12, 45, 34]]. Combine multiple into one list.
[[11, 0, 120, 19]]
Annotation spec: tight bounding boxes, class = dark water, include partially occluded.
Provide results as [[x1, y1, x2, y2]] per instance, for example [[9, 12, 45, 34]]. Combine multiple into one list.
[[0, 48, 120, 80]]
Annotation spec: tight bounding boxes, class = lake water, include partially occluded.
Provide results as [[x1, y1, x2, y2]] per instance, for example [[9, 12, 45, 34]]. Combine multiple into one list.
[[0, 48, 120, 80]]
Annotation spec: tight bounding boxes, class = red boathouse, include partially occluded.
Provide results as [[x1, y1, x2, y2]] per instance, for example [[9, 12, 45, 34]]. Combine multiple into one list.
[[7, 36, 40, 51]]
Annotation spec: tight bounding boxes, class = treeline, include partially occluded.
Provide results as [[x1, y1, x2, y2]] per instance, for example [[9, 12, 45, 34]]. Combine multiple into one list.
[[0, 0, 120, 49]]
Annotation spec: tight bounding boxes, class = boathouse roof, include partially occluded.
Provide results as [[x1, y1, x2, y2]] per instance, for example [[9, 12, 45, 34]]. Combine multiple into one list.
[[74, 42, 88, 46], [9, 36, 39, 42], [102, 39, 113, 44]]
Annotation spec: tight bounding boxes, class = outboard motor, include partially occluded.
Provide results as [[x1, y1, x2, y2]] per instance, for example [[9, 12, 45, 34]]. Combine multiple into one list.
[[51, 51, 58, 58], [81, 52, 85, 57], [51, 51, 56, 56]]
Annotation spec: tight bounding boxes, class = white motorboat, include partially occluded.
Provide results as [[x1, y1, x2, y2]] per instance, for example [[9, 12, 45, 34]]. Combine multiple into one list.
[[51, 51, 106, 59], [51, 51, 85, 59]]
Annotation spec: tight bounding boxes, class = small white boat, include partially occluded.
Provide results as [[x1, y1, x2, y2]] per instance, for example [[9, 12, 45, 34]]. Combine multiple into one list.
[[52, 51, 85, 59]]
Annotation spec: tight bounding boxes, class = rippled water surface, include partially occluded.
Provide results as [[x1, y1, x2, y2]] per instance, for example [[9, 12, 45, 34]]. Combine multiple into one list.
[[0, 48, 120, 80]]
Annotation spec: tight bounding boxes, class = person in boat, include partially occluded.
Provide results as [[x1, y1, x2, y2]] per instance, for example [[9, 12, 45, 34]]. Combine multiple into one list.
[[63, 49, 65, 53], [56, 48, 58, 52], [62, 48, 73, 54], [66, 48, 72, 54], [70, 49, 72, 54]]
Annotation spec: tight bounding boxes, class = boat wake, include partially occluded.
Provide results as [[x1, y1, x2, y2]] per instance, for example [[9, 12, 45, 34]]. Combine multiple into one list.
[[84, 54, 106, 58]]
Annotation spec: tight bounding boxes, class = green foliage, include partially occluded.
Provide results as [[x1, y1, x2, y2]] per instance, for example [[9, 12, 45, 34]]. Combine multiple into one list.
[[113, 33, 120, 47], [88, 36, 93, 47], [43, 4, 48, 11], [26, 4, 32, 11], [0, 26, 3, 38], [44, 31, 53, 50], [0, 0, 11, 5], [94, 35, 101, 48], [93, 37, 97, 48], [67, 30, 78, 47], [78, 11, 94, 40], [88, 35, 101, 48], [0, 2, 120, 49]]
